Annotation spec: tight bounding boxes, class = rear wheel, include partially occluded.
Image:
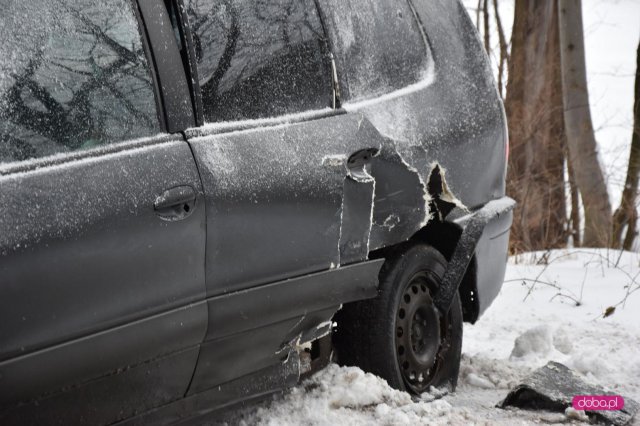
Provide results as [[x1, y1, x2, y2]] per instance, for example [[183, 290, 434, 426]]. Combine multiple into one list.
[[333, 244, 463, 393]]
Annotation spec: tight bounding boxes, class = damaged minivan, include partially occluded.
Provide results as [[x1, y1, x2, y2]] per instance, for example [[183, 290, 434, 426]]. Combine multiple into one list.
[[0, 0, 514, 423]]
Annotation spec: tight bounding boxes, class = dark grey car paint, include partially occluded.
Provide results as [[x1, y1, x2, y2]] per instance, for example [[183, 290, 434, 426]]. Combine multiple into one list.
[[188, 259, 384, 394], [187, 113, 392, 296], [0, 136, 207, 411], [0, 0, 514, 423], [118, 350, 302, 426]]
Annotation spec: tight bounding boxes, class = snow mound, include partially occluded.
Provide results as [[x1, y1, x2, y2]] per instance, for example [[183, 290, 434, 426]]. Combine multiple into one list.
[[567, 351, 612, 380], [459, 354, 529, 390], [552, 326, 573, 355], [509, 325, 574, 359], [510, 325, 554, 359], [240, 364, 465, 426], [465, 373, 495, 389]]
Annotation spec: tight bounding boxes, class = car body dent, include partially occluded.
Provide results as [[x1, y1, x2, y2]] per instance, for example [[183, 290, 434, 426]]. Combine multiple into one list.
[[186, 109, 462, 276]]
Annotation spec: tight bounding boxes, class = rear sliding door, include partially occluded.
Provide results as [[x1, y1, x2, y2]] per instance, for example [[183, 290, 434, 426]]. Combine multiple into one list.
[[180, 0, 383, 393]]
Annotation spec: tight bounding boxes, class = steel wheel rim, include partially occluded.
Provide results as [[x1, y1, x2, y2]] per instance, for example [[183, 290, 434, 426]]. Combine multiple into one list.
[[395, 271, 450, 393]]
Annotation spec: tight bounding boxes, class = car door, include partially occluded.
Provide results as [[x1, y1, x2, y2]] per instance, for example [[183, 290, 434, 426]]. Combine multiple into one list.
[[0, 0, 206, 424], [174, 0, 384, 393]]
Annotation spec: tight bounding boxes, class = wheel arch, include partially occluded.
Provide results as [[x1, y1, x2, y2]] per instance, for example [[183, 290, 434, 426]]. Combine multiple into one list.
[[369, 220, 480, 324]]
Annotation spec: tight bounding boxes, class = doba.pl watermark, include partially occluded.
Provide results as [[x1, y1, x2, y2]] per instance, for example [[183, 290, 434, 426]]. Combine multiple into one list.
[[572, 395, 625, 411]]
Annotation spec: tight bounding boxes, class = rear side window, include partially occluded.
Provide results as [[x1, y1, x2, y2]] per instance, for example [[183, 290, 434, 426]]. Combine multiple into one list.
[[184, 0, 333, 123], [0, 0, 160, 164], [318, 0, 429, 102]]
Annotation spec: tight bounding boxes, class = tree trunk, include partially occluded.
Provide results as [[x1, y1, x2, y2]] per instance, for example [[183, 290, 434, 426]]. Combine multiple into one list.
[[505, 0, 568, 253], [612, 40, 640, 250], [558, 0, 612, 247], [567, 156, 581, 247], [493, 0, 510, 99], [483, 0, 490, 53]]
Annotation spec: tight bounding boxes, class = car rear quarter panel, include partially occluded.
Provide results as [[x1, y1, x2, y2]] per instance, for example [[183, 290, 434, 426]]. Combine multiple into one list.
[[350, 0, 506, 237]]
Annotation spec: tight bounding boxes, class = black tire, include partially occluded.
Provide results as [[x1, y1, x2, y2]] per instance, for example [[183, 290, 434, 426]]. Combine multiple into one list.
[[333, 244, 463, 394]]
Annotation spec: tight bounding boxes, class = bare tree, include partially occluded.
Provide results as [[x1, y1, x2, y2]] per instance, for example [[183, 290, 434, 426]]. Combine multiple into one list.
[[473, 0, 509, 99], [483, 0, 490, 53], [505, 0, 568, 252], [612, 40, 640, 250], [558, 0, 612, 247], [492, 0, 510, 98], [567, 156, 581, 246]]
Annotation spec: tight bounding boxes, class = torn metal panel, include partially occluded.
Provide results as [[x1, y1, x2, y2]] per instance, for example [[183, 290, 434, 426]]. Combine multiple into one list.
[[500, 362, 639, 426], [427, 164, 468, 221], [300, 320, 333, 346], [286, 319, 334, 376], [339, 147, 378, 264], [295, 321, 334, 376], [368, 138, 431, 251], [340, 0, 508, 212], [339, 175, 376, 265]]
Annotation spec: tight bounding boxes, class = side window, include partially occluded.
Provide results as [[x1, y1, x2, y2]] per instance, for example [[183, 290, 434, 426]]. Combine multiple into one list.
[[318, 0, 430, 102], [184, 0, 333, 123], [0, 0, 160, 165]]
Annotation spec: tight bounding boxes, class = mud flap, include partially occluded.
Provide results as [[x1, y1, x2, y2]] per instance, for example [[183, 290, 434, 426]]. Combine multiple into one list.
[[500, 361, 639, 426]]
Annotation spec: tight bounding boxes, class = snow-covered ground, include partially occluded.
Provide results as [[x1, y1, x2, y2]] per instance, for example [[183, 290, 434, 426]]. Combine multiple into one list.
[[234, 249, 640, 425]]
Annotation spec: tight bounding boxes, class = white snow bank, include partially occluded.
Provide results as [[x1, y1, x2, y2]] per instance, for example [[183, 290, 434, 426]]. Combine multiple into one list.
[[510, 324, 555, 359], [234, 249, 640, 425], [456, 249, 640, 423], [238, 364, 463, 426]]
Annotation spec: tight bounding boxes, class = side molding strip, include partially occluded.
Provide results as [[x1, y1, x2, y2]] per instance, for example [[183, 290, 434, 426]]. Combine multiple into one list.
[[203, 259, 385, 342]]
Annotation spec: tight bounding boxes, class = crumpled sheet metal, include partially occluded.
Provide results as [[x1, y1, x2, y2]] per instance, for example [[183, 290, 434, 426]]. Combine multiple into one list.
[[499, 361, 639, 426]]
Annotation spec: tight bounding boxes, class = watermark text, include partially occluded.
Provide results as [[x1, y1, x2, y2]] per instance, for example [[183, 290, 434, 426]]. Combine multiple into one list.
[[572, 395, 624, 411]]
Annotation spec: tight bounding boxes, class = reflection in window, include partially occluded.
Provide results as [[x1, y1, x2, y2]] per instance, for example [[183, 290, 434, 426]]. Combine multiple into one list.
[[0, 0, 160, 164], [184, 0, 332, 122]]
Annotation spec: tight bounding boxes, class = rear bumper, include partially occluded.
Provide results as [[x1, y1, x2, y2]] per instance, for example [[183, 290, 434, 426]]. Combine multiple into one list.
[[471, 201, 513, 316]]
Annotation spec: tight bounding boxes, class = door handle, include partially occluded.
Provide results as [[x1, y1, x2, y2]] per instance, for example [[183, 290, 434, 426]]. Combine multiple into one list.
[[154, 185, 196, 221]]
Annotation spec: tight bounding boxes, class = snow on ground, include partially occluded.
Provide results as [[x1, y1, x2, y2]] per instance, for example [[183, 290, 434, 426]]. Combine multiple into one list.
[[233, 249, 640, 425]]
